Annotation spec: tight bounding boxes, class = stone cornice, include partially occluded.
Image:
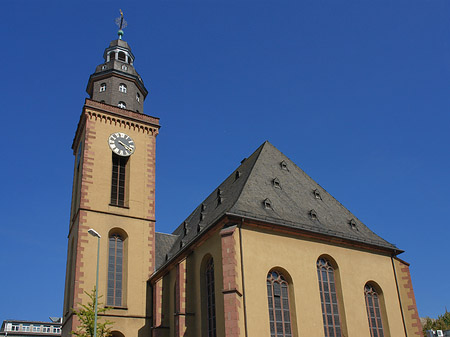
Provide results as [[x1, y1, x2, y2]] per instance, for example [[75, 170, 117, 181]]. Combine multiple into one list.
[[72, 99, 160, 151]]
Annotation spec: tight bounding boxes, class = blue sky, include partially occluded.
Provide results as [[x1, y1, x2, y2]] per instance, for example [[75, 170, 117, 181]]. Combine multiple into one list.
[[1, 0, 449, 322]]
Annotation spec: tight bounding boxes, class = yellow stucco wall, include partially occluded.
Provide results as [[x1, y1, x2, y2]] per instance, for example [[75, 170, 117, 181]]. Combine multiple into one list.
[[240, 225, 407, 337]]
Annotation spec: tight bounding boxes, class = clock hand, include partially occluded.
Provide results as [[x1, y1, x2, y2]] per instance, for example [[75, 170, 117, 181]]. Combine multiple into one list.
[[118, 140, 133, 152]]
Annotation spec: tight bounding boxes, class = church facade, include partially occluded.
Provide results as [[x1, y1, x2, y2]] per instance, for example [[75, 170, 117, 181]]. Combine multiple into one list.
[[62, 32, 423, 337]]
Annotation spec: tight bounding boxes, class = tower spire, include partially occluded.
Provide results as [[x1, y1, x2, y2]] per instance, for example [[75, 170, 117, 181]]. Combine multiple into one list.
[[115, 9, 127, 40]]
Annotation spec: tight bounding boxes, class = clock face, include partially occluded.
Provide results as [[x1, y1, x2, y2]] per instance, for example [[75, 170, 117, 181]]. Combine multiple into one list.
[[108, 132, 135, 157]]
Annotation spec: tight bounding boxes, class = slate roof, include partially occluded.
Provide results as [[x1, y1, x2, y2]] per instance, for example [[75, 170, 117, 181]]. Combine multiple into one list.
[[155, 232, 179, 269], [154, 141, 398, 271]]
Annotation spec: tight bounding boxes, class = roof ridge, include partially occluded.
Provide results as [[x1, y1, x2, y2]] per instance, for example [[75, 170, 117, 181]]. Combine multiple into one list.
[[226, 141, 268, 216], [155, 232, 178, 237]]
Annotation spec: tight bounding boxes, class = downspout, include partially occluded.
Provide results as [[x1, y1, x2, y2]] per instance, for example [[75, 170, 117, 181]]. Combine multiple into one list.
[[391, 256, 408, 337], [238, 220, 249, 337]]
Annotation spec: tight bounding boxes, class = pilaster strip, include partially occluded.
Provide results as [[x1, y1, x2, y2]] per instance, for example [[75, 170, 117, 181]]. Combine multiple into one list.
[[220, 225, 242, 337], [175, 258, 187, 337], [153, 277, 163, 330]]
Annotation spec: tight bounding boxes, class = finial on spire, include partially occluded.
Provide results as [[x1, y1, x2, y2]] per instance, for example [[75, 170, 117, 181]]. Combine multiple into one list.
[[115, 9, 128, 39]]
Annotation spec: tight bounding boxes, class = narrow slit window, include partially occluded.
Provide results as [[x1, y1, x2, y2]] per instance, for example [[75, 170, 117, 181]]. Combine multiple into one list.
[[206, 258, 216, 337]]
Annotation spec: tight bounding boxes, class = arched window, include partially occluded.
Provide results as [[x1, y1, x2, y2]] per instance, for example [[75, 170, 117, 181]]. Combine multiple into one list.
[[110, 331, 125, 337], [205, 258, 216, 337], [119, 83, 127, 93], [100, 83, 106, 92], [317, 258, 342, 337], [136, 92, 140, 102], [107, 234, 124, 306], [267, 271, 292, 337], [118, 52, 126, 62], [117, 101, 126, 109], [365, 284, 385, 337], [110, 154, 128, 206]]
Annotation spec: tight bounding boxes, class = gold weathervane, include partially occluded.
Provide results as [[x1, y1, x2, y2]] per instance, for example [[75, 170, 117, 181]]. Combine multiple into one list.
[[115, 9, 128, 39]]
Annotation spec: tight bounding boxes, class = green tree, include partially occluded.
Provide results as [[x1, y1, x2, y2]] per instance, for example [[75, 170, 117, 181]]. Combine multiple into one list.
[[72, 287, 113, 337], [423, 310, 450, 334]]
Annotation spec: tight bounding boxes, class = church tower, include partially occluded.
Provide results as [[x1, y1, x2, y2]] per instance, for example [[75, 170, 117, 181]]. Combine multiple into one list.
[[62, 22, 159, 337]]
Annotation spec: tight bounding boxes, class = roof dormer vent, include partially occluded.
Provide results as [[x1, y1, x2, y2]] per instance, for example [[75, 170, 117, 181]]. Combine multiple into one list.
[[349, 219, 358, 230], [273, 178, 281, 189], [280, 160, 289, 171], [263, 198, 273, 210], [217, 189, 223, 205], [309, 209, 318, 220], [235, 171, 241, 180], [183, 222, 188, 237], [313, 189, 322, 200]]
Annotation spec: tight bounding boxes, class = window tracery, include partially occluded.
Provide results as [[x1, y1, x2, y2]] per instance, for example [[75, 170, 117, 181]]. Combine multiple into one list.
[[317, 258, 342, 337], [267, 271, 292, 337]]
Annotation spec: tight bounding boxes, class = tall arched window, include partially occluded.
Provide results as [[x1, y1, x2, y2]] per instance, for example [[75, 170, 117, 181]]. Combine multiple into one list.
[[317, 258, 342, 337], [205, 258, 216, 337], [107, 234, 123, 306], [267, 271, 292, 337], [365, 284, 385, 337], [99, 83, 106, 92], [110, 154, 128, 206]]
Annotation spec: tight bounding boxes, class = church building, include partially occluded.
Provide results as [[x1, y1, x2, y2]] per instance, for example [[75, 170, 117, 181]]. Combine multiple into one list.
[[62, 28, 423, 337]]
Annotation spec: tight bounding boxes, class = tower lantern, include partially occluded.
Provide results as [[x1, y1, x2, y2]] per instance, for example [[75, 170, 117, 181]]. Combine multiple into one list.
[[85, 11, 148, 114]]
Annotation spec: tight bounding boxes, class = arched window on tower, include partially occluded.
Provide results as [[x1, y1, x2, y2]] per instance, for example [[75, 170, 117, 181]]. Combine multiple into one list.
[[117, 102, 126, 109], [205, 258, 216, 337], [364, 284, 386, 337], [119, 83, 127, 93], [110, 331, 125, 337], [107, 233, 124, 307], [136, 92, 140, 102], [100, 83, 106, 92], [317, 258, 343, 337], [267, 271, 292, 337], [118, 52, 126, 62]]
